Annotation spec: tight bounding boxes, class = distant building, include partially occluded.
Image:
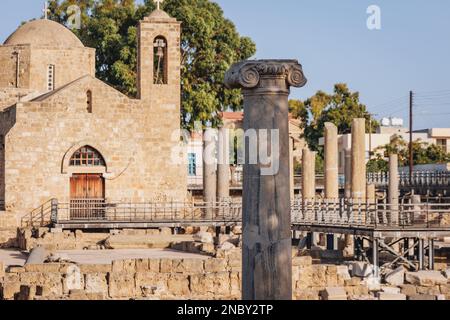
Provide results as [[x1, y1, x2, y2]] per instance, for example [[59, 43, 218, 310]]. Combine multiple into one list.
[[319, 118, 450, 174], [187, 112, 306, 186]]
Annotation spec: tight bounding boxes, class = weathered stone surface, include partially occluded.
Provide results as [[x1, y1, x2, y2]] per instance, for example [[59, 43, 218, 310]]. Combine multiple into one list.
[[351, 262, 374, 278], [111, 259, 136, 274], [63, 265, 83, 294], [336, 265, 351, 281], [79, 264, 112, 274], [167, 274, 190, 296], [381, 286, 401, 294], [204, 258, 227, 273], [321, 287, 347, 300], [408, 294, 436, 301], [193, 232, 214, 244], [24, 263, 60, 273], [108, 272, 136, 298], [405, 271, 448, 287], [292, 256, 312, 267], [220, 242, 236, 251], [400, 284, 417, 296], [84, 273, 107, 294], [443, 268, 450, 279], [0, 262, 4, 277], [377, 292, 407, 300], [135, 272, 169, 296], [385, 267, 405, 286]]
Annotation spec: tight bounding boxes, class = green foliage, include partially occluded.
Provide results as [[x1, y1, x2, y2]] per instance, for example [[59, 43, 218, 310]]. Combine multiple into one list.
[[370, 135, 450, 171], [47, 0, 256, 129], [299, 84, 379, 151], [366, 156, 388, 173]]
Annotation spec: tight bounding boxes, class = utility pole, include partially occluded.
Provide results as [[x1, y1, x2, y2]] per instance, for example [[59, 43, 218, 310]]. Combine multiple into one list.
[[409, 90, 414, 183]]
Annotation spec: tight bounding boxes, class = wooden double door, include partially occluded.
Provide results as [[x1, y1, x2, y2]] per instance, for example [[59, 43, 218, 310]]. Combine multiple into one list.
[[70, 174, 105, 220]]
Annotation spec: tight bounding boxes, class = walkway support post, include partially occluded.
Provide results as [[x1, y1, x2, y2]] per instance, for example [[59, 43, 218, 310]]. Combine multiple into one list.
[[225, 59, 307, 300]]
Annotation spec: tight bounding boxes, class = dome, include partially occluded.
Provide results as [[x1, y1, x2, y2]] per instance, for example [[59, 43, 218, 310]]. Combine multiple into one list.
[[144, 9, 177, 22], [3, 19, 84, 48]]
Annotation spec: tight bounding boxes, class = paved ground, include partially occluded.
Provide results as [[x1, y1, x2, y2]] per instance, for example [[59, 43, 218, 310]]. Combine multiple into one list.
[[0, 249, 28, 266], [0, 248, 208, 266]]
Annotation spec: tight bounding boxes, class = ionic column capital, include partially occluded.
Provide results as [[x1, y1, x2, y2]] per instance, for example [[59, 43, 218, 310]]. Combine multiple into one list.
[[224, 59, 307, 92]]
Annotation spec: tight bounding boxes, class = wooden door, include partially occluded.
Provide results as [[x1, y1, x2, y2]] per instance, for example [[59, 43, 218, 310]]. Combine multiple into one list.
[[70, 174, 105, 219]]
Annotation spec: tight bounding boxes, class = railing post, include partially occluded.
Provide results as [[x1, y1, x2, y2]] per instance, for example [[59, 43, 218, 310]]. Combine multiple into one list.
[[51, 199, 58, 223]]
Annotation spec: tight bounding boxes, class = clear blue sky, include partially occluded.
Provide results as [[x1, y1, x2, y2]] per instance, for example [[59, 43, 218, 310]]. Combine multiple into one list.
[[1, 0, 450, 129]]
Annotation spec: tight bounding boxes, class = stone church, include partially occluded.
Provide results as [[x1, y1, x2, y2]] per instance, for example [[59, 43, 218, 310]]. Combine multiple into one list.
[[0, 8, 187, 227]]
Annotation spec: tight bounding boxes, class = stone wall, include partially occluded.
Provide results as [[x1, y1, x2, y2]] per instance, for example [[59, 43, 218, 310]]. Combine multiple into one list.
[[0, 251, 242, 300], [2, 253, 449, 300], [0, 44, 95, 93], [0, 74, 187, 222]]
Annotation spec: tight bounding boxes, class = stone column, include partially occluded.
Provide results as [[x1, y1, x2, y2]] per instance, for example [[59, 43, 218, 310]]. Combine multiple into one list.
[[203, 129, 217, 217], [217, 126, 230, 201], [389, 154, 399, 225], [289, 137, 295, 200], [324, 122, 339, 200], [366, 184, 376, 202], [225, 59, 307, 300], [302, 148, 316, 200], [344, 149, 352, 199], [351, 119, 366, 200]]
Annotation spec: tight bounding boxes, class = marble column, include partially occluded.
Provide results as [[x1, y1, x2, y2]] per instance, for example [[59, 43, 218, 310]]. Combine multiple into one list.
[[351, 119, 366, 200], [324, 122, 339, 200], [366, 184, 376, 202], [302, 148, 316, 200], [344, 149, 352, 199], [217, 126, 230, 201], [389, 154, 399, 225], [203, 129, 217, 217], [225, 59, 307, 300]]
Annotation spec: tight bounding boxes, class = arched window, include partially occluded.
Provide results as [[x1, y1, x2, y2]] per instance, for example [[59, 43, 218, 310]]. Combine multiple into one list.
[[47, 64, 55, 91], [69, 146, 105, 167], [86, 90, 93, 113], [153, 36, 168, 84]]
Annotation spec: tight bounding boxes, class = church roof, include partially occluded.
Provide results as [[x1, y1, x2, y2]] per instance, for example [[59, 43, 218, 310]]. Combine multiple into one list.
[[4, 19, 84, 48], [143, 9, 178, 23]]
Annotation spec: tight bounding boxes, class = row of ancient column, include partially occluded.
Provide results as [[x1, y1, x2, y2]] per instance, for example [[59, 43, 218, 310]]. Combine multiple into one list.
[[301, 118, 399, 208], [203, 127, 231, 204]]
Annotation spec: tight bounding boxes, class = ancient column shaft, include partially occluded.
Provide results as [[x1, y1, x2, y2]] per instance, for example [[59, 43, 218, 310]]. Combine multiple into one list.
[[351, 119, 366, 200], [302, 148, 316, 200], [289, 138, 295, 200], [344, 148, 352, 199], [324, 122, 339, 199], [225, 60, 307, 300], [217, 127, 230, 200], [203, 129, 217, 211], [389, 153, 399, 224]]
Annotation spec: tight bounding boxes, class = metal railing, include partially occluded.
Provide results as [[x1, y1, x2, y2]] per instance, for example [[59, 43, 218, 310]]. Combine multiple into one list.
[[54, 199, 242, 224], [291, 199, 450, 229], [48, 198, 450, 230], [367, 171, 450, 187], [20, 199, 55, 227]]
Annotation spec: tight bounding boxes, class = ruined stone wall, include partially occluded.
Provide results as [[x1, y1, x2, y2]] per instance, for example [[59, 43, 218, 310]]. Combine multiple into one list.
[[0, 252, 242, 300], [2, 254, 449, 300]]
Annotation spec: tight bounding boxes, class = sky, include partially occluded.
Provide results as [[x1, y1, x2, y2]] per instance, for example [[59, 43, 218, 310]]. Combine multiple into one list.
[[1, 0, 450, 129]]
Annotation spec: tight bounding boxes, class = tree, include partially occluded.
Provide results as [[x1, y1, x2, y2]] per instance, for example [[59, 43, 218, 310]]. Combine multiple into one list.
[[295, 84, 379, 151], [367, 135, 450, 172], [47, 0, 256, 129]]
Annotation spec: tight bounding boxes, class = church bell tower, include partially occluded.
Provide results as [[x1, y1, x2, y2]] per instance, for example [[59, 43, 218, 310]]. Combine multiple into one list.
[[137, 2, 181, 108]]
